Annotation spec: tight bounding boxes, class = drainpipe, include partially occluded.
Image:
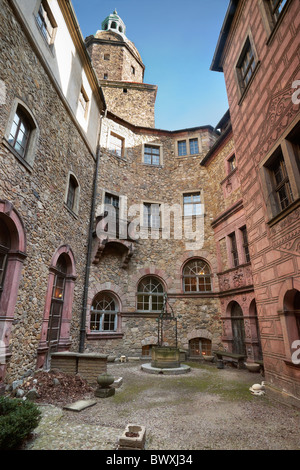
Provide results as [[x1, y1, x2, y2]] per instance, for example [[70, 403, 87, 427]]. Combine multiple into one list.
[[79, 109, 107, 353]]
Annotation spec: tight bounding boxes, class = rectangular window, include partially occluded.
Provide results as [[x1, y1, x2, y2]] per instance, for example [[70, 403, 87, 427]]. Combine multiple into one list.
[[109, 133, 124, 158], [269, 0, 288, 22], [229, 232, 239, 267], [270, 151, 294, 212], [189, 138, 199, 155], [143, 203, 161, 229], [237, 38, 256, 91], [144, 145, 160, 166], [241, 226, 250, 263], [36, 0, 57, 45], [79, 86, 89, 117], [178, 140, 187, 156], [104, 193, 120, 237], [183, 192, 202, 216], [228, 155, 236, 173]]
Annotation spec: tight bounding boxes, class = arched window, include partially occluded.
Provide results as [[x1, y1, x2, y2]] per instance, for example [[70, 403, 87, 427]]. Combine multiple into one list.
[[183, 259, 212, 292], [137, 276, 164, 312], [65, 173, 80, 215], [5, 100, 39, 168], [47, 254, 68, 351], [111, 21, 117, 29], [90, 293, 118, 332], [0, 218, 11, 297]]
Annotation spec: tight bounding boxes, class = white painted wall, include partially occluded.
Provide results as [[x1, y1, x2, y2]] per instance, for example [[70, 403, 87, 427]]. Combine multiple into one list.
[[11, 0, 102, 152]]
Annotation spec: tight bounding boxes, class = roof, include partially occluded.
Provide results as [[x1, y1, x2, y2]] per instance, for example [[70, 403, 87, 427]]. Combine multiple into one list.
[[210, 0, 240, 72]]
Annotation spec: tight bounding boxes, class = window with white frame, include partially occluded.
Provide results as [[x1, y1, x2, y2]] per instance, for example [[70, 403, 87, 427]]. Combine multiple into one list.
[[90, 293, 118, 332], [36, 0, 57, 46], [137, 276, 164, 312], [183, 192, 202, 217], [109, 132, 125, 158]]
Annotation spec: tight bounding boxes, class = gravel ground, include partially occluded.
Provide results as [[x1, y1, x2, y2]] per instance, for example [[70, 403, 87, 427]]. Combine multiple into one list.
[[25, 361, 300, 451]]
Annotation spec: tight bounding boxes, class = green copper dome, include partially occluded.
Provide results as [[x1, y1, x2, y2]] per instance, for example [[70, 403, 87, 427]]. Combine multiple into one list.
[[101, 10, 126, 36]]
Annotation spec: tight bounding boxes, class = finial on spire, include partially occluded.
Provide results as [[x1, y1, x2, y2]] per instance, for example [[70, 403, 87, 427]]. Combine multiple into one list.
[[113, 9, 117, 14]]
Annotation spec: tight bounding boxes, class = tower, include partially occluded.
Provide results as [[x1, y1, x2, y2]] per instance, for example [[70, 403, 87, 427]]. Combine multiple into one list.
[[86, 10, 157, 127]]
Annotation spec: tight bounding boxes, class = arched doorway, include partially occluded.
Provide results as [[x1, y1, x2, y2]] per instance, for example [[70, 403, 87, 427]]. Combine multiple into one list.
[[37, 246, 77, 369], [231, 302, 246, 355], [0, 202, 27, 387], [249, 299, 263, 361]]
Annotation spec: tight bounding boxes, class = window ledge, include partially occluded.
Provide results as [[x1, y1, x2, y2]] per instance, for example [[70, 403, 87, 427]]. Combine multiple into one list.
[[86, 332, 123, 340], [220, 167, 238, 185], [267, 198, 300, 228], [64, 203, 79, 220], [175, 154, 201, 159], [238, 61, 261, 106], [142, 163, 163, 169], [2, 138, 33, 173]]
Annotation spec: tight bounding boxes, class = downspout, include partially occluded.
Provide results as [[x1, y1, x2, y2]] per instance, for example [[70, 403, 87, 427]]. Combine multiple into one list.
[[79, 109, 107, 353]]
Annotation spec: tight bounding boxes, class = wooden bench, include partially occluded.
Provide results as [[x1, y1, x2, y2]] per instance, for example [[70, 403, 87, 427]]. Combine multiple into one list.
[[213, 350, 246, 369]]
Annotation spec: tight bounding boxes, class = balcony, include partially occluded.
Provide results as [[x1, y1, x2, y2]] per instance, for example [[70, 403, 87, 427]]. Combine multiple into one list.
[[93, 216, 136, 268]]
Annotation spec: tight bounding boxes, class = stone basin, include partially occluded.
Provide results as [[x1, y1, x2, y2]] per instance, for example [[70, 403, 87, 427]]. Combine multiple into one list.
[[151, 347, 180, 369]]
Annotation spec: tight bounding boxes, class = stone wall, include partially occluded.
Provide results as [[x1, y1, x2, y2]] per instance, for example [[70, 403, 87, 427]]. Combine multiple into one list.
[[100, 82, 157, 127], [0, 0, 97, 383], [83, 116, 223, 357]]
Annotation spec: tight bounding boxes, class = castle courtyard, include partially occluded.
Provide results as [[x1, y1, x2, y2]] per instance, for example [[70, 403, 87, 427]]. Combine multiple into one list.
[[25, 362, 300, 451]]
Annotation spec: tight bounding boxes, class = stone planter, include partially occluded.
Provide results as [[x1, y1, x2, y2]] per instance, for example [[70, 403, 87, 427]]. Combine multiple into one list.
[[95, 373, 115, 398], [118, 424, 146, 450]]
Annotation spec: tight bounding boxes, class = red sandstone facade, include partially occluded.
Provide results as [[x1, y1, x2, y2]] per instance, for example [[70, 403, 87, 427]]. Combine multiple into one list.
[[211, 0, 300, 406]]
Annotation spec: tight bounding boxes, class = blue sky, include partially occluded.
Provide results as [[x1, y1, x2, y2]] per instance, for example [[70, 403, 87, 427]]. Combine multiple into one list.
[[72, 0, 229, 131]]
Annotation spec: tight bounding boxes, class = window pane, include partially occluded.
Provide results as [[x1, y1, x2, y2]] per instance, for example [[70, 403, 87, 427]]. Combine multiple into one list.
[[178, 141, 187, 156], [189, 138, 199, 155]]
